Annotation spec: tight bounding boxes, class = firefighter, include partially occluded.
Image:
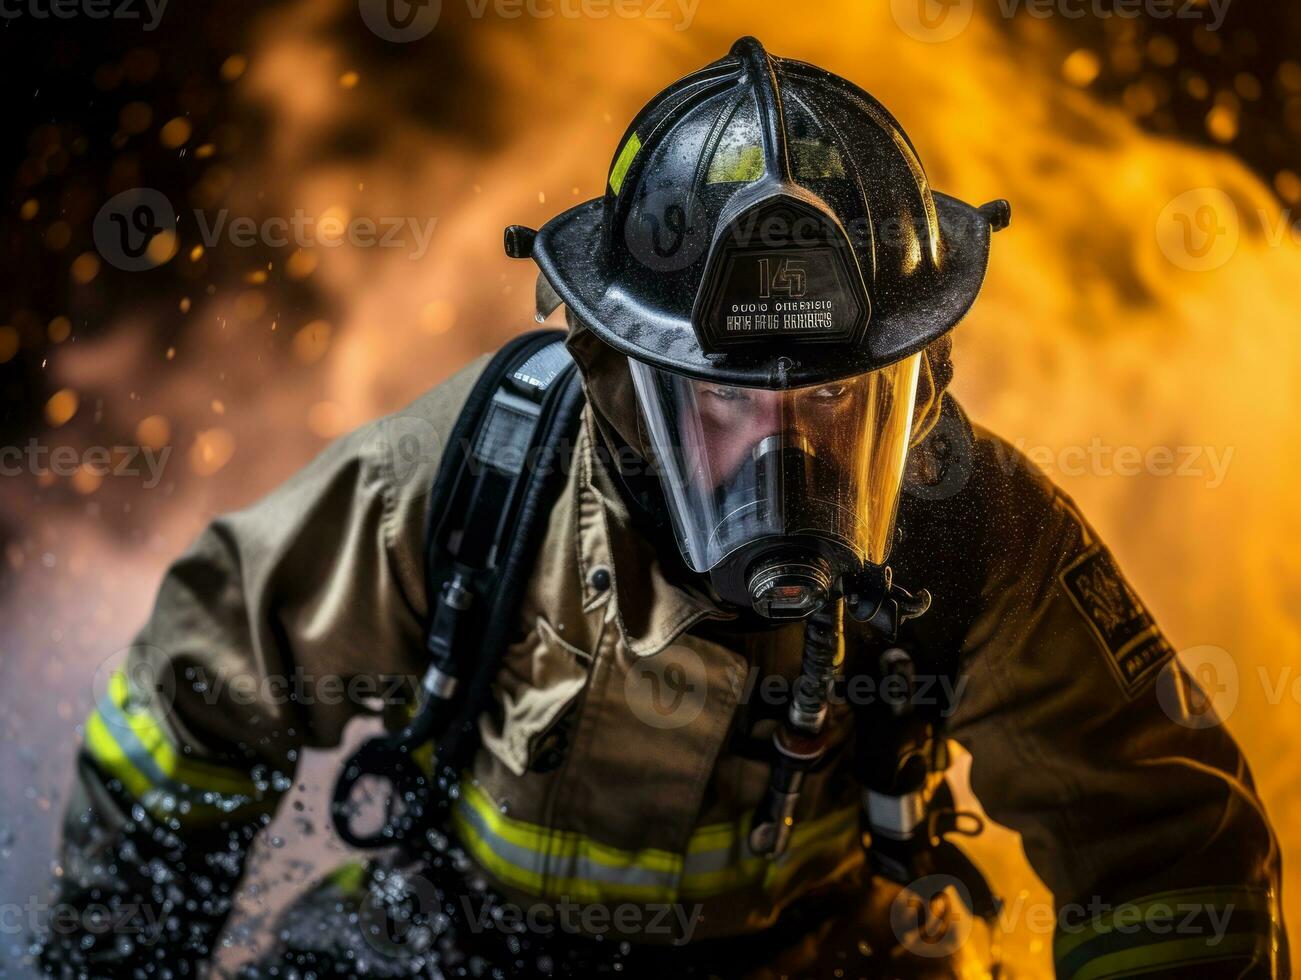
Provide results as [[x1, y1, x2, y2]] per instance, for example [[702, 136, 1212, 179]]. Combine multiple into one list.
[[38, 37, 1283, 980]]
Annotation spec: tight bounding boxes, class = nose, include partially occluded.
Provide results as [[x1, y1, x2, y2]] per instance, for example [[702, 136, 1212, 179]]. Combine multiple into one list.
[[697, 388, 786, 485], [739, 389, 783, 448], [722, 390, 785, 470]]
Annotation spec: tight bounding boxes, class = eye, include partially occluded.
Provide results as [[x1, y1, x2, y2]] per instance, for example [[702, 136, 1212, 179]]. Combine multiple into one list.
[[704, 385, 748, 402], [810, 384, 849, 400]]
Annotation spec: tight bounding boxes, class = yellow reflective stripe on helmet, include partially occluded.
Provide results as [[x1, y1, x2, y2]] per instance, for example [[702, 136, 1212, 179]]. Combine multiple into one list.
[[608, 133, 641, 196], [792, 139, 846, 180], [707, 144, 764, 184], [1054, 886, 1277, 980], [452, 778, 861, 903], [705, 140, 846, 185]]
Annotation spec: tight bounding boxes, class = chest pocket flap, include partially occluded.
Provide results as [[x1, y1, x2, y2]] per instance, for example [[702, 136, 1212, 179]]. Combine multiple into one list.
[[479, 615, 592, 777]]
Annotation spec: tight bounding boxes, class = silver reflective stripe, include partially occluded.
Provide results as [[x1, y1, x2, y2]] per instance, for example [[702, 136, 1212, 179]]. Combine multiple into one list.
[[454, 786, 860, 896], [683, 804, 859, 877], [95, 694, 252, 815], [864, 788, 927, 840], [453, 788, 680, 890], [96, 694, 174, 790]]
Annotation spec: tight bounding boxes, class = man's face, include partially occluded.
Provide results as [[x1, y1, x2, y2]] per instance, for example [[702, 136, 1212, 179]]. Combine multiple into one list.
[[628, 354, 921, 572], [686, 380, 861, 488]]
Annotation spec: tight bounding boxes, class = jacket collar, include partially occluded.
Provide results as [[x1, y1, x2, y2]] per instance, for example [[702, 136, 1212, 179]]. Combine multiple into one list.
[[570, 396, 973, 657], [573, 411, 731, 657]]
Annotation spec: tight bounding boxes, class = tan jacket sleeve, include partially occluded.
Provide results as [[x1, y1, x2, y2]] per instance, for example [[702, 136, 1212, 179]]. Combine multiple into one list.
[[37, 355, 488, 976], [946, 430, 1285, 979]]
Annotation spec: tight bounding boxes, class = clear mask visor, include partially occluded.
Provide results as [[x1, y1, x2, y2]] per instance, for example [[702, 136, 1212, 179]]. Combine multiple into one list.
[[629, 354, 921, 575]]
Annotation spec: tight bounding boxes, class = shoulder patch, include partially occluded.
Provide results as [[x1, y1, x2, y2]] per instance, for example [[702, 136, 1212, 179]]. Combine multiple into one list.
[[1059, 546, 1173, 698]]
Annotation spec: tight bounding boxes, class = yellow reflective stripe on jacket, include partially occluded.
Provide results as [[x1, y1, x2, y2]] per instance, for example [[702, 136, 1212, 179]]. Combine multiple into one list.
[[451, 778, 861, 903], [1053, 886, 1277, 980], [677, 805, 860, 899], [325, 860, 370, 897], [83, 670, 273, 825]]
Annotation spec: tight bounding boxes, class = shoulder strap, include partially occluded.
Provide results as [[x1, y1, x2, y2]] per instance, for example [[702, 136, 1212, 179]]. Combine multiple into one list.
[[422, 329, 575, 588], [427, 333, 585, 773], [331, 330, 583, 849]]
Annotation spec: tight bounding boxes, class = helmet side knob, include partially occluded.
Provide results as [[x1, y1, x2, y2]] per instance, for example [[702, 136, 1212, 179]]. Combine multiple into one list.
[[978, 199, 1012, 233], [504, 224, 538, 259]]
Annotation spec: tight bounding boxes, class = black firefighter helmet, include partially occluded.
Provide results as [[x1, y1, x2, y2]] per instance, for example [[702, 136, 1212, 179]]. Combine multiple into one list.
[[506, 36, 1010, 617]]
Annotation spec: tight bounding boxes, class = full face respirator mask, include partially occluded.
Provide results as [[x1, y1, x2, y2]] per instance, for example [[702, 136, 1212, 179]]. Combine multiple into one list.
[[629, 354, 921, 618]]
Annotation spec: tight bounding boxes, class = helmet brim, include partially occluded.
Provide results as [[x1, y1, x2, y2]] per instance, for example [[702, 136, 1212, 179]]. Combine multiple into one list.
[[532, 190, 992, 388]]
